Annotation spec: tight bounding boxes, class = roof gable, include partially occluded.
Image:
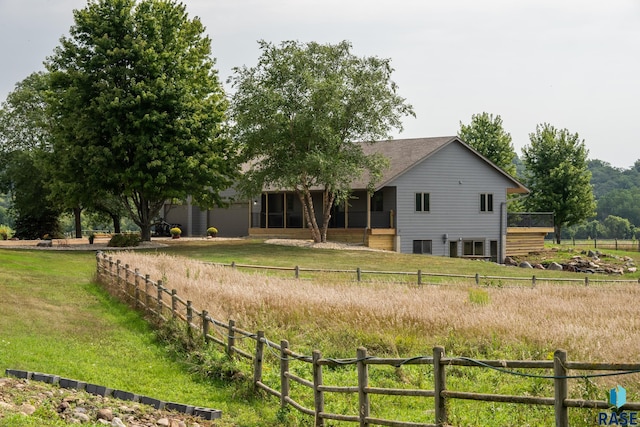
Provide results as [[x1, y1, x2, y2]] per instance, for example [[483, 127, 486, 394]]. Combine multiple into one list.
[[353, 136, 528, 194]]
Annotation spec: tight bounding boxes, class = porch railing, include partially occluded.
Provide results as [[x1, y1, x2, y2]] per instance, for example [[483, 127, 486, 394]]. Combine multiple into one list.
[[507, 212, 554, 228]]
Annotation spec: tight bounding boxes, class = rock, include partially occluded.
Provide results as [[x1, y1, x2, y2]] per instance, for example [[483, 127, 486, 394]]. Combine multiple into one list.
[[98, 407, 114, 421], [36, 240, 52, 247], [20, 403, 36, 415], [111, 417, 126, 427], [533, 264, 545, 270], [0, 401, 13, 411], [504, 256, 517, 266], [628, 267, 637, 273], [518, 261, 533, 269], [587, 250, 597, 258], [157, 418, 170, 426], [547, 262, 564, 271], [75, 412, 91, 423], [58, 400, 70, 413]]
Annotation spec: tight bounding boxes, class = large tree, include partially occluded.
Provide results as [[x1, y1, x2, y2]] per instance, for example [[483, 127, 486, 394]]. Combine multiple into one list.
[[458, 112, 517, 177], [0, 73, 63, 239], [522, 123, 596, 243], [46, 0, 237, 240], [229, 40, 414, 243]]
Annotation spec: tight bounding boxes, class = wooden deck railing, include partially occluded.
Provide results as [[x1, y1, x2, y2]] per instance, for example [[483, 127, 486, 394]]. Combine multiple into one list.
[[96, 251, 640, 427]]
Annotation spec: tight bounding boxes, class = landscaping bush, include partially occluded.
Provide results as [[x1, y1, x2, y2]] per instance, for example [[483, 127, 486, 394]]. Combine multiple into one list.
[[0, 224, 13, 240], [107, 233, 141, 247]]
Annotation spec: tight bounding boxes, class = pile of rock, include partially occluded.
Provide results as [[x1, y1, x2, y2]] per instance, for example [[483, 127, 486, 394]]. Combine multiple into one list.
[[505, 250, 637, 275], [0, 377, 214, 427]]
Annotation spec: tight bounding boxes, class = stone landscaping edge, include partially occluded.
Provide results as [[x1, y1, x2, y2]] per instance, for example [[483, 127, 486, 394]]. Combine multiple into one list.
[[4, 369, 221, 421]]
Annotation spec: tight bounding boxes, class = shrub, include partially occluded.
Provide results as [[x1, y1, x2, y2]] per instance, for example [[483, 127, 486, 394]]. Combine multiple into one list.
[[107, 233, 142, 247], [170, 227, 182, 237], [0, 225, 13, 240], [207, 227, 218, 237]]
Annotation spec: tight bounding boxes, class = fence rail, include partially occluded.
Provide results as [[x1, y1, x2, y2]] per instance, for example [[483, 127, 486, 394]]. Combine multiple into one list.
[[218, 260, 640, 287], [96, 252, 640, 427]]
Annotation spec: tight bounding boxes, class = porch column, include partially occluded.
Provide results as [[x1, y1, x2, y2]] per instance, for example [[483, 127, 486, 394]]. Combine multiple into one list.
[[366, 194, 371, 229], [284, 193, 288, 229], [265, 193, 269, 229], [344, 201, 348, 229]]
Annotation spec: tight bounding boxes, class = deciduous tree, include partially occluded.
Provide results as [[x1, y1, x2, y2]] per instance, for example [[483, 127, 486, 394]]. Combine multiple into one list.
[[46, 0, 237, 240], [229, 40, 414, 242], [458, 112, 517, 176], [522, 123, 596, 243], [0, 73, 63, 239]]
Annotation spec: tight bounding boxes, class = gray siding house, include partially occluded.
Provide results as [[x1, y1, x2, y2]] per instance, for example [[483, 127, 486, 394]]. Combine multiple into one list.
[[163, 136, 531, 262]]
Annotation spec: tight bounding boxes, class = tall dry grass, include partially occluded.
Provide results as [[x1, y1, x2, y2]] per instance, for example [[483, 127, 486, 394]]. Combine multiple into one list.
[[110, 251, 640, 362]]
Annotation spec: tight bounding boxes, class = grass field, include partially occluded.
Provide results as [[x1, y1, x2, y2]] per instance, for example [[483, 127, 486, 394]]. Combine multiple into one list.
[[2, 239, 640, 426], [0, 248, 280, 426]]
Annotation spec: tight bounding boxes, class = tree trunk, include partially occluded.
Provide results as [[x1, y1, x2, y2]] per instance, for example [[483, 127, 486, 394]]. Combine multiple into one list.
[[298, 189, 321, 243], [111, 214, 121, 234], [73, 207, 82, 238], [320, 189, 335, 243], [555, 224, 562, 244]]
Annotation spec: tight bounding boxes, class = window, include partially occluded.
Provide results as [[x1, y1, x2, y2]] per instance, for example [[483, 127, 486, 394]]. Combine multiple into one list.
[[415, 193, 430, 212], [371, 191, 384, 212], [413, 240, 432, 254], [480, 193, 493, 212], [463, 240, 485, 256]]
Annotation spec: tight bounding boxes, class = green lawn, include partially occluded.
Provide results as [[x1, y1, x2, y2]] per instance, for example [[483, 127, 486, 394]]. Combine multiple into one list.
[[0, 249, 278, 427]]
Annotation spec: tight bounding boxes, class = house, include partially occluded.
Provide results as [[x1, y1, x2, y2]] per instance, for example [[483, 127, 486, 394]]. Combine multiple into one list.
[[162, 136, 553, 262]]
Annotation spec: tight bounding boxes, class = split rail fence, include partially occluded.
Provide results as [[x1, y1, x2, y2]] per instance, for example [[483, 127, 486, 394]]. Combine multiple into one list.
[[211, 261, 640, 288], [96, 251, 640, 427]]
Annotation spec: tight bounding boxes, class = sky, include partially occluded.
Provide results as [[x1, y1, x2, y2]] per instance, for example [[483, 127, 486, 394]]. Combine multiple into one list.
[[1, 0, 639, 168]]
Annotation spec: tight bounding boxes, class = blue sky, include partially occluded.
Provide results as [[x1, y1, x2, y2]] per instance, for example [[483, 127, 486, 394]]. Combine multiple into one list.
[[1, 0, 638, 168]]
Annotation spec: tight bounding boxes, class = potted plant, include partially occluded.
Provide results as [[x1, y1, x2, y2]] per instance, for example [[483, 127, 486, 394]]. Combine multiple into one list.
[[170, 227, 182, 239], [207, 227, 218, 238]]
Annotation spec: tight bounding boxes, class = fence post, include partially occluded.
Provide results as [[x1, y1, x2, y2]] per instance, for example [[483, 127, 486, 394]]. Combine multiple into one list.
[[475, 273, 479, 286], [357, 267, 362, 282], [186, 301, 193, 339], [116, 260, 122, 290], [532, 275, 536, 288], [585, 276, 589, 287], [295, 265, 299, 279], [280, 340, 290, 409], [186, 301, 193, 324], [171, 290, 177, 319], [418, 269, 422, 285], [124, 264, 130, 301], [554, 349, 569, 427], [156, 280, 164, 317], [253, 331, 265, 389], [357, 347, 369, 427], [231, 261, 236, 269], [313, 350, 325, 427], [134, 268, 140, 310], [434, 346, 447, 427], [144, 274, 151, 312], [202, 310, 210, 344], [616, 239, 618, 251], [227, 319, 236, 358]]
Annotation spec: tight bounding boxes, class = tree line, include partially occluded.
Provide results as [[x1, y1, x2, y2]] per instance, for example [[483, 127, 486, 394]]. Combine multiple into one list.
[[0, 0, 628, 244]]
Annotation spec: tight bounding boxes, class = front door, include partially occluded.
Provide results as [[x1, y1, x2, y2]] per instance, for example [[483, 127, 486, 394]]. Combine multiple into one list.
[[449, 241, 458, 258]]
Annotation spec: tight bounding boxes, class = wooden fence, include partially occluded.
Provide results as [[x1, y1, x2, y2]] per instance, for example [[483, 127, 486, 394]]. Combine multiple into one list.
[[565, 239, 640, 252], [96, 252, 640, 427], [212, 260, 640, 287]]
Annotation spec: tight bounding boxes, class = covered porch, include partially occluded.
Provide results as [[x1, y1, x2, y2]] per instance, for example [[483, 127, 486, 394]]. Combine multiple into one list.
[[248, 189, 398, 250]]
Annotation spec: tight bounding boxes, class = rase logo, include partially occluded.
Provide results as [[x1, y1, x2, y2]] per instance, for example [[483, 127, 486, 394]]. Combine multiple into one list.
[[598, 386, 638, 426]]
